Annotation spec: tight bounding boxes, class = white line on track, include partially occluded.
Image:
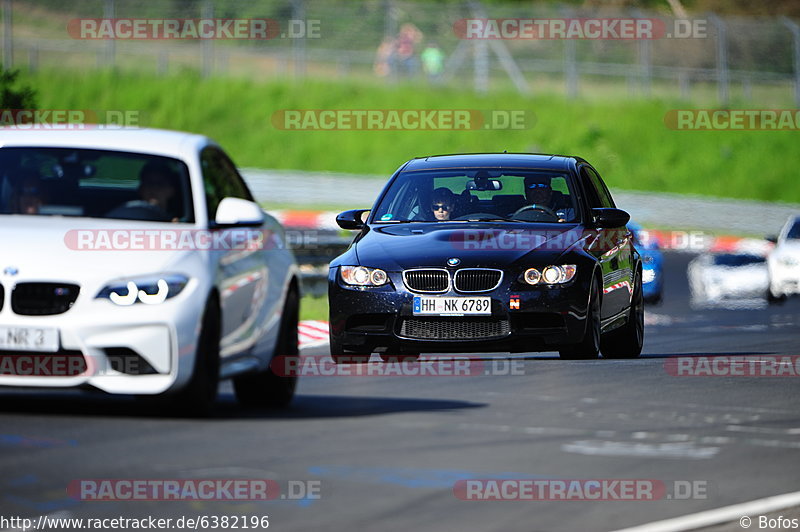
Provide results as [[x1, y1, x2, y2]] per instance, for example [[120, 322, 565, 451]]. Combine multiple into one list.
[[611, 490, 800, 532]]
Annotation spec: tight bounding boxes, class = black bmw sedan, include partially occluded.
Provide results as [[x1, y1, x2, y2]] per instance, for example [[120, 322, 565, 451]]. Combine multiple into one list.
[[328, 153, 643, 362]]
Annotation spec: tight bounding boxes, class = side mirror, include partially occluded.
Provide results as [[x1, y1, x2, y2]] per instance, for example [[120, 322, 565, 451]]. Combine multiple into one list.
[[336, 209, 370, 230], [766, 235, 778, 244], [592, 208, 630, 228], [214, 197, 265, 226]]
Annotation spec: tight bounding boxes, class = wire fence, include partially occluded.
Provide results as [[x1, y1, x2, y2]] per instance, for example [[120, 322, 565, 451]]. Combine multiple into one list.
[[2, 0, 799, 104]]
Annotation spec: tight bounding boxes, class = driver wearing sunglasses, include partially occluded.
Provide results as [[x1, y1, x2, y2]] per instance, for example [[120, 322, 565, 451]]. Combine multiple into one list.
[[430, 188, 454, 221]]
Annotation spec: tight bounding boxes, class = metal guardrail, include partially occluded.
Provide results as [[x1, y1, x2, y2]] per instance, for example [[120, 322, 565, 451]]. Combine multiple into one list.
[[242, 168, 800, 236]]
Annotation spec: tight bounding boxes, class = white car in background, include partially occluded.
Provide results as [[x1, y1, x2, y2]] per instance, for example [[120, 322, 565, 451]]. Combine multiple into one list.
[[0, 128, 299, 413], [688, 252, 769, 307], [767, 215, 800, 303]]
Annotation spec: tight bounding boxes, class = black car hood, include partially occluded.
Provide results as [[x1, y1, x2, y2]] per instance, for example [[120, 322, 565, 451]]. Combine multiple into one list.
[[353, 222, 586, 270]]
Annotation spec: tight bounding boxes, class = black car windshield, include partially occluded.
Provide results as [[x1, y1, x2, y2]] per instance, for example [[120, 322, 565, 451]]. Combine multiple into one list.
[[372, 169, 580, 223], [0, 147, 194, 223]]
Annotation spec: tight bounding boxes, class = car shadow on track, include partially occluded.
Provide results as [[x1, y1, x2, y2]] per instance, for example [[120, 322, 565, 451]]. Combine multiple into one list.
[[638, 351, 780, 359], [0, 390, 486, 420]]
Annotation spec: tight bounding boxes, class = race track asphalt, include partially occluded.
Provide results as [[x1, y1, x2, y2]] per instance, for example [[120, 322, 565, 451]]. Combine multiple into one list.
[[0, 252, 798, 532]]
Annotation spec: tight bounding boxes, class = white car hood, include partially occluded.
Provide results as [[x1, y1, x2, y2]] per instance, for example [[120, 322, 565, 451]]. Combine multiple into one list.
[[1, 216, 199, 283]]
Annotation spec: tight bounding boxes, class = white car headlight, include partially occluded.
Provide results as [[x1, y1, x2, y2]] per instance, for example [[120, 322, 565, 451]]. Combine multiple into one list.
[[96, 274, 189, 306], [523, 265, 576, 285], [642, 269, 656, 283], [340, 266, 389, 287]]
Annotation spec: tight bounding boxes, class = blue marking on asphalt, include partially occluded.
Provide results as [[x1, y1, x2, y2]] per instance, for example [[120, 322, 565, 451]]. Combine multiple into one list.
[[307, 466, 547, 489], [3, 495, 81, 512], [0, 434, 78, 448], [7, 474, 38, 487]]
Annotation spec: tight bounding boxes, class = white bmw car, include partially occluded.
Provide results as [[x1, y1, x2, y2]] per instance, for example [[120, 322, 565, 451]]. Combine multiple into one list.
[[0, 128, 299, 412], [767, 215, 800, 303], [688, 252, 769, 306]]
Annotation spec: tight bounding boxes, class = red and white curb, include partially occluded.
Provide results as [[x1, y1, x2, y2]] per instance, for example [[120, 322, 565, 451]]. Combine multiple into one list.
[[271, 210, 340, 230], [299, 320, 329, 348]]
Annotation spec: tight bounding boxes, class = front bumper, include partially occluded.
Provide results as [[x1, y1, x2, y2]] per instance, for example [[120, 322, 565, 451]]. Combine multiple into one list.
[[0, 279, 205, 395], [329, 269, 591, 355], [770, 264, 800, 297]]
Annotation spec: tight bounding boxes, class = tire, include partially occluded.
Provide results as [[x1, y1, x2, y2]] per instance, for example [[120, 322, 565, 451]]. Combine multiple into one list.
[[767, 287, 785, 305], [169, 296, 221, 416], [234, 287, 299, 408], [559, 279, 601, 360], [601, 272, 644, 359], [645, 292, 662, 305]]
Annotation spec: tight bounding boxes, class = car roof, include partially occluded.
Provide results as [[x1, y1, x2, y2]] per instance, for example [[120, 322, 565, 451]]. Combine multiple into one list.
[[401, 153, 584, 172], [0, 127, 212, 161]]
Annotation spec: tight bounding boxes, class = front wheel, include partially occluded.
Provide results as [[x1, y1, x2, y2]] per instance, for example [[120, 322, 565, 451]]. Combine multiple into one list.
[[559, 279, 601, 360], [601, 272, 644, 359], [234, 287, 299, 408], [767, 286, 786, 305], [168, 296, 221, 416]]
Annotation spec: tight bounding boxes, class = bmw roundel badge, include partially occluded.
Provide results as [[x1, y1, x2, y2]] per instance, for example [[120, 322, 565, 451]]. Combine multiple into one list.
[[447, 258, 461, 267]]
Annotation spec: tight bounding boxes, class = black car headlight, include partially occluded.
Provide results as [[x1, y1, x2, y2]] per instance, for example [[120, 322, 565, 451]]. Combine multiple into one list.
[[340, 266, 389, 287], [522, 265, 577, 285], [96, 274, 189, 306]]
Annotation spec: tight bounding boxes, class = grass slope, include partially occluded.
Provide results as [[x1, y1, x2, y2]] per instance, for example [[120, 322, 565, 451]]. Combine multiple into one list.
[[21, 69, 799, 203]]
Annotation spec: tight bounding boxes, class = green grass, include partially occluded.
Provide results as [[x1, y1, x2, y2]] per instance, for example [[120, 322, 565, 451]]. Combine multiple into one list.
[[19, 68, 800, 203], [300, 294, 329, 322]]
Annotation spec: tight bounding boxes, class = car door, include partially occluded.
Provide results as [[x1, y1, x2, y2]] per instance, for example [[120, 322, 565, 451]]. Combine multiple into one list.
[[201, 146, 269, 358], [579, 165, 633, 319]]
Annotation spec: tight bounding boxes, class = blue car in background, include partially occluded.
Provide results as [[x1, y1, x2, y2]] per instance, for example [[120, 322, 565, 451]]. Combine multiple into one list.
[[629, 222, 664, 304]]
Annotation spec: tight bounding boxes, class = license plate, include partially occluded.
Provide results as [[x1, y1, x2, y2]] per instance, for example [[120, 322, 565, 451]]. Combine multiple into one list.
[[0, 326, 60, 352], [413, 296, 491, 316]]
